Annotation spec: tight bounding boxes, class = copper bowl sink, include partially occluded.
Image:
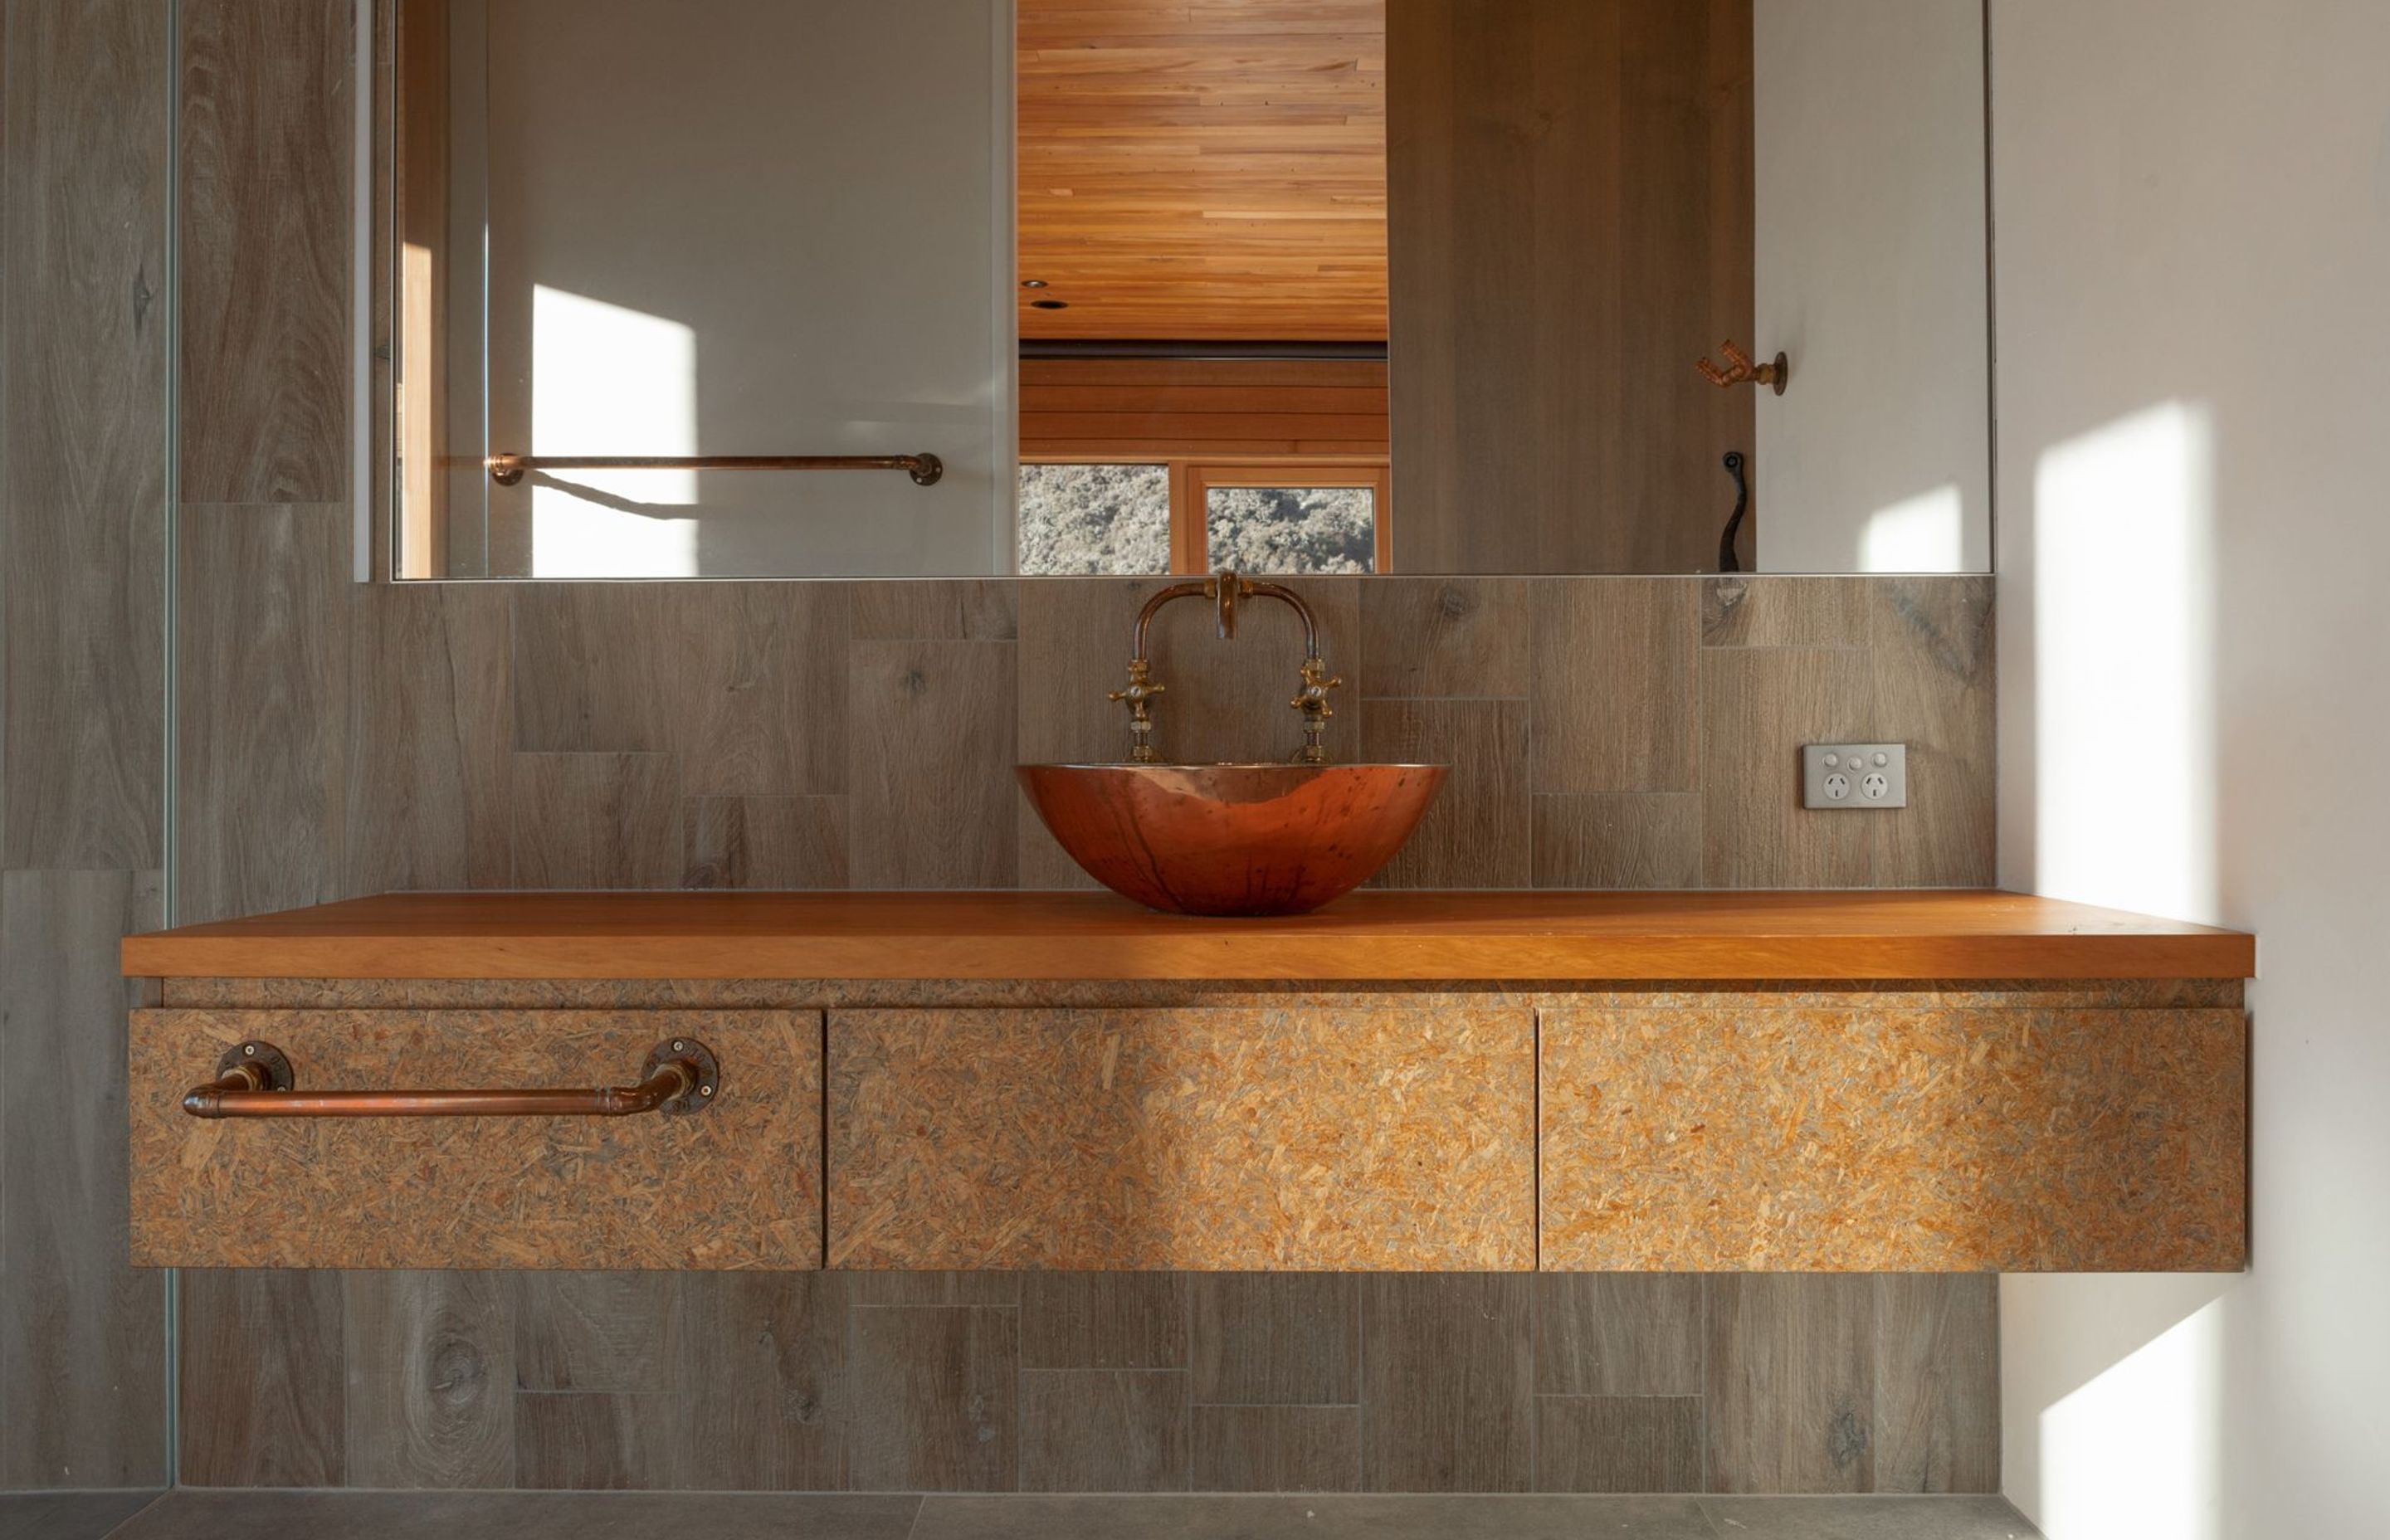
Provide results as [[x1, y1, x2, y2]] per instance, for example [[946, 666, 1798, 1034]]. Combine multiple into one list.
[[1017, 762, 1448, 917]]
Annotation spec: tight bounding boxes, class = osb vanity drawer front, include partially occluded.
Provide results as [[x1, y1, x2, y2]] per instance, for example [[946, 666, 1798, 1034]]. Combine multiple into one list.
[[827, 1006, 1535, 1271], [1539, 1006, 2247, 1272], [129, 1008, 823, 1270]]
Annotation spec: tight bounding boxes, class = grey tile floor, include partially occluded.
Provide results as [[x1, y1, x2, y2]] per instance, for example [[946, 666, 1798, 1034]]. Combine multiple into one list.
[[3, 1489, 2046, 1540]]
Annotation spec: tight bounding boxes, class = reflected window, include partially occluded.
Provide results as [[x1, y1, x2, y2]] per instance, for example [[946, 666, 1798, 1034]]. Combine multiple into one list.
[[1022, 459, 1391, 576], [1017, 463, 1171, 575], [1204, 485, 1378, 575]]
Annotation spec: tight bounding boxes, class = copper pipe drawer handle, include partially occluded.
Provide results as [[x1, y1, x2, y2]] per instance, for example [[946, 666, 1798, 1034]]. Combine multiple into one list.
[[180, 1039, 720, 1119]]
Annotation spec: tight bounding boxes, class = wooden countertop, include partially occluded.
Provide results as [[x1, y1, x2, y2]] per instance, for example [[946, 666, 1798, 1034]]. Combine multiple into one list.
[[120, 890, 2255, 982]]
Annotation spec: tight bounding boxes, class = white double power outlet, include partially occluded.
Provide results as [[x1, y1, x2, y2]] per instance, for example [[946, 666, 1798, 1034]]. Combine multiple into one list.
[[1802, 743, 1908, 809]]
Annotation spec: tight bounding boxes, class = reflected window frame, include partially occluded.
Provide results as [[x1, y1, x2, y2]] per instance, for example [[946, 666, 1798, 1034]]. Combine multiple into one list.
[[1018, 455, 1392, 576]]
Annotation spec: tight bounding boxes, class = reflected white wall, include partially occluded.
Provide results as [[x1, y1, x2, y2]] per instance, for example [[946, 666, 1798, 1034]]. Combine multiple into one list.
[[529, 285, 698, 578], [481, 0, 1011, 578], [1753, 0, 1991, 573], [1859, 484, 1965, 573]]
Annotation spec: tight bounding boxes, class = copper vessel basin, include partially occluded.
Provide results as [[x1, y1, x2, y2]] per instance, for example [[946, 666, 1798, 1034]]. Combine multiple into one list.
[[1017, 762, 1448, 917]]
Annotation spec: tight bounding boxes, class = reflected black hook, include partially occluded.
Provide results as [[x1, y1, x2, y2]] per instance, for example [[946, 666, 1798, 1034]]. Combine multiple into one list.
[[1718, 451, 1749, 573]]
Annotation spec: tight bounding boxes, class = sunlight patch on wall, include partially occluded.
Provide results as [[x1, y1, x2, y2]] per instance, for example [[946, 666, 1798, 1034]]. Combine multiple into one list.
[[2033, 1291, 2227, 1540], [1860, 483, 1965, 571], [2032, 402, 2217, 921], [529, 285, 699, 578]]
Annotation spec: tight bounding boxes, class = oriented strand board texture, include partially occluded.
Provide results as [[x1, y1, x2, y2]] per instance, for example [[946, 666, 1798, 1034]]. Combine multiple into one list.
[[130, 1009, 821, 1270], [1540, 1006, 2247, 1271], [827, 1007, 1534, 1271]]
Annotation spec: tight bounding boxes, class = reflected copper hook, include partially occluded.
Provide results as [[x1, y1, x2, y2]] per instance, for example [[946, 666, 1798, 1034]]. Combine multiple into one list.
[[1696, 341, 1789, 396]]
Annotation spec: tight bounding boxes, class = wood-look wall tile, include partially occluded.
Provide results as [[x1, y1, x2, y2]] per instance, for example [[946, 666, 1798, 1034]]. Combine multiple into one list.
[[1531, 794, 1702, 889], [1699, 649, 1872, 888], [1704, 1275, 1874, 1494], [1022, 1274, 1188, 1370], [1190, 1406, 1360, 1494], [672, 585, 851, 798], [509, 754, 680, 889], [1535, 1396, 1704, 1494], [1872, 1275, 1997, 1494], [1188, 1274, 1358, 1406], [847, 1273, 1022, 1309], [514, 1393, 682, 1490], [2, 492, 166, 867], [849, 1306, 1018, 1493], [511, 1274, 680, 1394], [679, 1272, 848, 1491], [179, 1270, 346, 1486], [342, 1271, 514, 1489], [1015, 580, 1151, 885], [684, 797, 847, 890], [1360, 699, 1529, 888], [852, 580, 1018, 642], [848, 642, 1017, 889], [0, 871, 167, 1486], [2, 0, 169, 520], [510, 586, 676, 756], [1702, 578, 1870, 649], [345, 582, 513, 892], [1868, 578, 1997, 887], [1534, 1275, 1704, 1397], [1016, 578, 1155, 771], [1529, 581, 1699, 795], [174, 504, 352, 923], [178, 0, 350, 504], [1155, 578, 1363, 768], [1358, 1274, 1532, 1493], [1357, 579, 1531, 698], [512, 586, 850, 797], [2, 0, 170, 870], [1019, 1371, 1189, 1493]]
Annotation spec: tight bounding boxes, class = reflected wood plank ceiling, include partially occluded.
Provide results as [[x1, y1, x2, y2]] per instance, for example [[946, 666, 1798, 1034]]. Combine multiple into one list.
[[1017, 0, 1388, 341]]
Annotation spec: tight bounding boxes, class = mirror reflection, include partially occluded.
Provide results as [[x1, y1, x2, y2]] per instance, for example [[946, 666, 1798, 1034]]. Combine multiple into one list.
[[393, 0, 1988, 579]]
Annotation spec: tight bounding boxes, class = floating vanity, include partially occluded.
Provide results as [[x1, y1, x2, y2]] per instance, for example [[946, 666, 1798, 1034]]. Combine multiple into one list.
[[120, 891, 2253, 1275]]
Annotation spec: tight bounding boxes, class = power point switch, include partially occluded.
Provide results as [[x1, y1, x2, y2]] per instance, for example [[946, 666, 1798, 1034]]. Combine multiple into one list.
[[1804, 743, 1908, 810]]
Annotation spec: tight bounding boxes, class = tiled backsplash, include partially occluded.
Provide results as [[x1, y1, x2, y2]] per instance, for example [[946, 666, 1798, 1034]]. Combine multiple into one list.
[[299, 572, 1992, 907], [176, 1268, 1996, 1495]]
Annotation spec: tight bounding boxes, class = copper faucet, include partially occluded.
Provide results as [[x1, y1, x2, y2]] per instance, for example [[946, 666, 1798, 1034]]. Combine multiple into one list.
[[1109, 572, 1343, 765]]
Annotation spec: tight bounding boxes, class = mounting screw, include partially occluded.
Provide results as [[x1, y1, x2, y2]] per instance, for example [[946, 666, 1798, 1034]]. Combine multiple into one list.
[[242, 1043, 256, 1056], [700, 1084, 714, 1097], [672, 1040, 687, 1053]]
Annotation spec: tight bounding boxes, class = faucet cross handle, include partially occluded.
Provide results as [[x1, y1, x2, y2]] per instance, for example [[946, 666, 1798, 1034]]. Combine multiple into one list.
[[1290, 656, 1343, 765], [1110, 659, 1166, 764]]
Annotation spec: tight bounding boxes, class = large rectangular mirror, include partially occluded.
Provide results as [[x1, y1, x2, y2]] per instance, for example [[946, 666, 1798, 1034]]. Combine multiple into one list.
[[391, 0, 1989, 579]]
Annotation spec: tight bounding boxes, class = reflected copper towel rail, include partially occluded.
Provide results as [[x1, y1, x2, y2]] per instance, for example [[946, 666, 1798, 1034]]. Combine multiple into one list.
[[180, 1039, 720, 1119], [486, 452, 943, 487]]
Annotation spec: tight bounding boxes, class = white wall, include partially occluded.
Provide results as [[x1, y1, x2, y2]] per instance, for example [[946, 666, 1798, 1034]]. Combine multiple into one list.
[[1992, 2, 2390, 1535], [1753, 0, 1991, 573], [480, 0, 1013, 578]]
